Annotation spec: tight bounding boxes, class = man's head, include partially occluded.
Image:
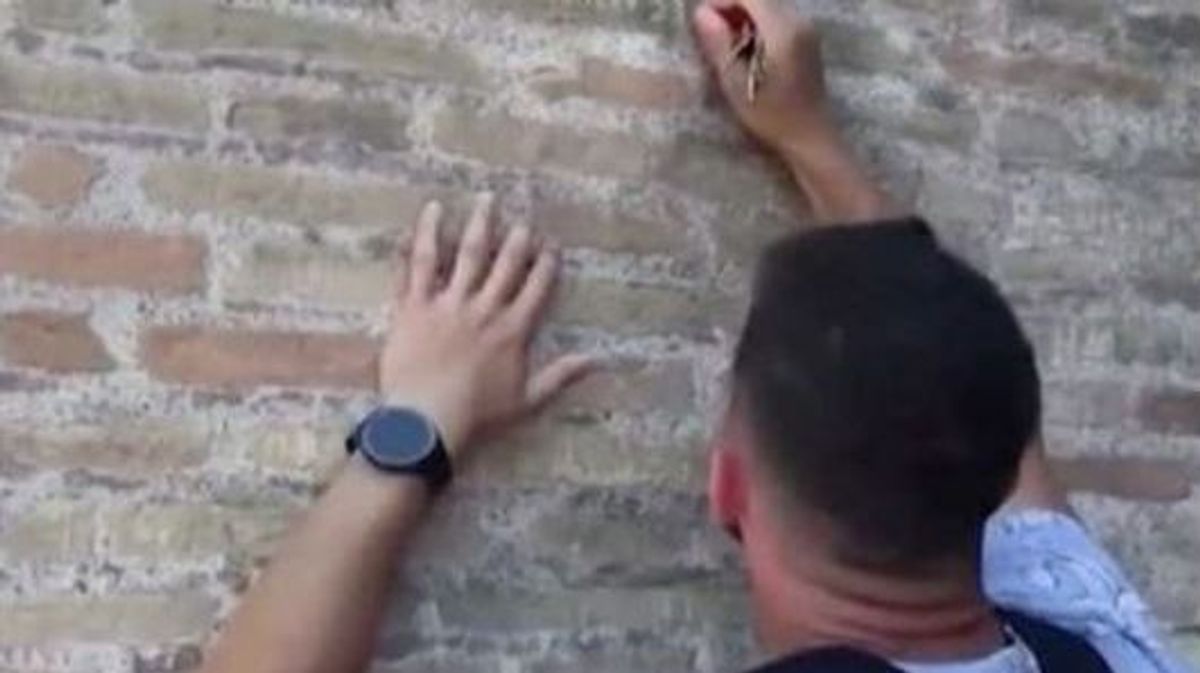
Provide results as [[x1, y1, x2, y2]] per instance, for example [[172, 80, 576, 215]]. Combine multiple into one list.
[[710, 219, 1041, 579]]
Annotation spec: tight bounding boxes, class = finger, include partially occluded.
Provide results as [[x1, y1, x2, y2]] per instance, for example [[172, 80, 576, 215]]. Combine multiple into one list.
[[695, 0, 793, 74], [711, 0, 777, 30], [448, 193, 496, 298], [693, 3, 736, 75], [721, 0, 804, 57], [526, 353, 597, 411], [509, 243, 559, 333], [408, 201, 443, 299], [477, 225, 535, 311], [744, 0, 805, 52], [391, 226, 410, 302], [694, 3, 752, 102]]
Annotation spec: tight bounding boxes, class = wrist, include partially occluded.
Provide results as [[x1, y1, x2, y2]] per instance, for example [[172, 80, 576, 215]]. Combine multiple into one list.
[[776, 120, 854, 181], [777, 128, 897, 223], [342, 456, 434, 513]]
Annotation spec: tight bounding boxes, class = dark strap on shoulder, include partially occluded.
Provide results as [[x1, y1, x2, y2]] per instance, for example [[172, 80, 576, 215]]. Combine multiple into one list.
[[999, 609, 1114, 673], [745, 646, 904, 673], [743, 611, 1113, 673]]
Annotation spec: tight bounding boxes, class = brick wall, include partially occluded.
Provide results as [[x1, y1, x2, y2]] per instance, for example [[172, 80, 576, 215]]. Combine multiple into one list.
[[0, 0, 1197, 671]]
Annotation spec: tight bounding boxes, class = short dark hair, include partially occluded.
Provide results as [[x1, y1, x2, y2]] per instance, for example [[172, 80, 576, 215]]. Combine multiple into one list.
[[733, 218, 1040, 573]]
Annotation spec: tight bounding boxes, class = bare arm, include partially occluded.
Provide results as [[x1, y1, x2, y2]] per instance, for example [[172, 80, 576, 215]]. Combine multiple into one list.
[[777, 128, 896, 224], [199, 196, 592, 673], [199, 463, 430, 673], [1001, 440, 1074, 514], [693, 0, 1071, 513]]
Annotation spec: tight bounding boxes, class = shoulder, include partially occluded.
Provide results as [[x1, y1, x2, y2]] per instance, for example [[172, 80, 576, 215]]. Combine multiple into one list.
[[983, 509, 1189, 673], [983, 509, 1142, 628]]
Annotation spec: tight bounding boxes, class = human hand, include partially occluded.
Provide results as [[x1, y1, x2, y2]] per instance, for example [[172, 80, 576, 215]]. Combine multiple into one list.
[[693, 0, 834, 155], [380, 195, 594, 463]]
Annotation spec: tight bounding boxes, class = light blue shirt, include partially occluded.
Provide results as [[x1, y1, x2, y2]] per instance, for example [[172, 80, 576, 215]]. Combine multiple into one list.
[[896, 510, 1190, 673]]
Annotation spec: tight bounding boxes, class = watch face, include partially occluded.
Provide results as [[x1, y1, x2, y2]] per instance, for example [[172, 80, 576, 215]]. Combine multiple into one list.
[[361, 408, 437, 469]]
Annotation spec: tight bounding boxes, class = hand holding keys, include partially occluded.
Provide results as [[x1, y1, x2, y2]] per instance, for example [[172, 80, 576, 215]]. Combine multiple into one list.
[[719, 4, 768, 104], [694, 0, 831, 153]]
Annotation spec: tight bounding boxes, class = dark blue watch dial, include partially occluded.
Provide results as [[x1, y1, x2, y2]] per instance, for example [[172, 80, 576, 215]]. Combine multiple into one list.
[[361, 408, 437, 469]]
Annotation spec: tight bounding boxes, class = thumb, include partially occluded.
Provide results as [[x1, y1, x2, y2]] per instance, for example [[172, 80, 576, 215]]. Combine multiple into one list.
[[692, 3, 736, 74], [526, 354, 597, 412]]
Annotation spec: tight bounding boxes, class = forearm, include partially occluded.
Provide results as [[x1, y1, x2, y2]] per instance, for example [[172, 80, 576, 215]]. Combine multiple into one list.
[[201, 459, 431, 673], [779, 125, 899, 225]]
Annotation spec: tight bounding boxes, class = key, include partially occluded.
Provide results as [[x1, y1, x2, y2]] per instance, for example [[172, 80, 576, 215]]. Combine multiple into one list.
[[717, 5, 766, 104], [724, 24, 757, 73], [747, 38, 767, 103]]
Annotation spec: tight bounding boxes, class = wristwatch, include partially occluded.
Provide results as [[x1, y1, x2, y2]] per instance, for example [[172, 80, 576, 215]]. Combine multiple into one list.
[[346, 407, 453, 493]]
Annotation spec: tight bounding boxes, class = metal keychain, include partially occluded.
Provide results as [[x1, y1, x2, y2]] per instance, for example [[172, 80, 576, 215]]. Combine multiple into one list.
[[747, 38, 767, 103], [725, 23, 767, 103]]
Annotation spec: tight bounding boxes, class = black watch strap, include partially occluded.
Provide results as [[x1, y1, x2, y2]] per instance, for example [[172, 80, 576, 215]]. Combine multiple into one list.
[[414, 437, 453, 493]]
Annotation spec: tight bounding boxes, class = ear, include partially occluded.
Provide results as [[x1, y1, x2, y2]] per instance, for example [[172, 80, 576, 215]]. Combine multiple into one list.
[[709, 437, 748, 544]]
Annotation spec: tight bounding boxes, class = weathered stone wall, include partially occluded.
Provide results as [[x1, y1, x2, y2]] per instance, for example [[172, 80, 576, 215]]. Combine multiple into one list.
[[0, 0, 1197, 671]]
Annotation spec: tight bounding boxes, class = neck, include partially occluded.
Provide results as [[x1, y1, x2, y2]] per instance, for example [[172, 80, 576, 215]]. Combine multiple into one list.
[[750, 548, 1004, 663]]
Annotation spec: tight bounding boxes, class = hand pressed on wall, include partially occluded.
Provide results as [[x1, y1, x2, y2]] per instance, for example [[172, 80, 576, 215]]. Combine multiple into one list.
[[379, 194, 596, 462]]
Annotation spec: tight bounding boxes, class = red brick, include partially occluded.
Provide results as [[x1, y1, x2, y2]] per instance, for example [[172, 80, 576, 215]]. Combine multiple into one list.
[[1053, 457, 1194, 502], [7, 144, 99, 209], [0, 227, 206, 294], [0, 311, 113, 373], [535, 58, 695, 109], [141, 326, 377, 391], [940, 47, 1164, 105]]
